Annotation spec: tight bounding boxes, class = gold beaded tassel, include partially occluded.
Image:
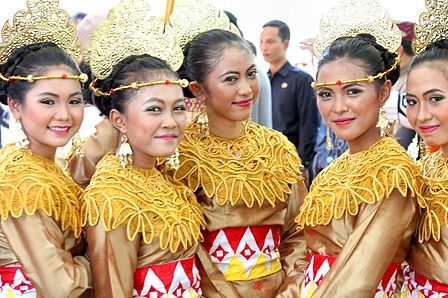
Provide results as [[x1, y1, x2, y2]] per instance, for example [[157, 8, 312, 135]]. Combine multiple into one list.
[[326, 127, 333, 151], [116, 134, 133, 168]]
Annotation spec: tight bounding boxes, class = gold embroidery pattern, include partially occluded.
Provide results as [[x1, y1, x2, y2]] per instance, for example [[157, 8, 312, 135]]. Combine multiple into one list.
[[173, 119, 303, 207], [81, 153, 205, 253], [0, 144, 82, 236], [417, 150, 448, 242], [296, 137, 424, 229]]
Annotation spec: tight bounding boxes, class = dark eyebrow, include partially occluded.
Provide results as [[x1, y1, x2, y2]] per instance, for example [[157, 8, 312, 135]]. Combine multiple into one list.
[[38, 91, 82, 98], [144, 97, 185, 104], [219, 64, 257, 77], [341, 83, 364, 89], [423, 88, 446, 96]]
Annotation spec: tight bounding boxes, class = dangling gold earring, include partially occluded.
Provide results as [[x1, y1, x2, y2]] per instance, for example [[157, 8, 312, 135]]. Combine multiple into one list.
[[197, 105, 209, 139], [71, 133, 84, 158], [325, 126, 332, 151], [376, 107, 390, 137], [116, 134, 133, 168], [15, 120, 29, 150], [166, 147, 180, 170]]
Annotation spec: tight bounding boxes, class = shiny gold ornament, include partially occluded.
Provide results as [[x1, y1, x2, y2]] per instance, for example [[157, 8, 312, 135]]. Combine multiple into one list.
[[412, 0, 448, 54], [296, 137, 425, 230], [167, 0, 241, 49], [81, 153, 205, 252], [174, 118, 303, 207], [417, 150, 448, 243], [86, 0, 184, 79], [314, 0, 402, 58], [0, 0, 81, 64]]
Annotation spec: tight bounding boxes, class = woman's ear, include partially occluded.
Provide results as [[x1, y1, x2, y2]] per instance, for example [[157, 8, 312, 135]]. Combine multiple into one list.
[[189, 81, 206, 101], [379, 80, 392, 107], [109, 109, 127, 134], [7, 98, 21, 121]]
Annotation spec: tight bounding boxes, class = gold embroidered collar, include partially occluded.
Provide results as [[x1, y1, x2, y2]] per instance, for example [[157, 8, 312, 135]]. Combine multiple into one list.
[[296, 137, 424, 229], [417, 150, 448, 242], [81, 153, 205, 252], [0, 144, 82, 236], [173, 119, 303, 207]]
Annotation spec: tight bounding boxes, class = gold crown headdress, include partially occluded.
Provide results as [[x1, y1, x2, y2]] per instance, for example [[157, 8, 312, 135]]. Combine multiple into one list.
[[412, 0, 448, 54], [0, 0, 86, 83], [0, 0, 81, 64], [86, 0, 184, 80], [166, 0, 241, 49], [314, 0, 402, 58]]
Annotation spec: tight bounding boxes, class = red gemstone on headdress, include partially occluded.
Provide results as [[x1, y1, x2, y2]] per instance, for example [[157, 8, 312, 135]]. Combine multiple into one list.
[[385, 70, 391, 75], [8, 77, 15, 82], [109, 89, 116, 95], [61, 74, 68, 79], [336, 80, 342, 86], [92, 81, 98, 87], [165, 80, 170, 85]]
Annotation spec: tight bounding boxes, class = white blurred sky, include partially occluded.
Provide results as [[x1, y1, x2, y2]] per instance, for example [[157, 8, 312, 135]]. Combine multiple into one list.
[[0, 0, 426, 69]]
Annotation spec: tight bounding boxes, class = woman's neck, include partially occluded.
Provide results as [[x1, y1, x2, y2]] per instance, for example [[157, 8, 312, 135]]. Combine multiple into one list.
[[208, 118, 244, 139]]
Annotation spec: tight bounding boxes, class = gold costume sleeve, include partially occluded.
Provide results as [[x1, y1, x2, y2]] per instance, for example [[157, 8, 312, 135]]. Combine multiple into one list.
[[1, 211, 91, 298], [313, 190, 417, 297], [86, 224, 139, 298], [69, 119, 119, 187], [275, 181, 308, 297]]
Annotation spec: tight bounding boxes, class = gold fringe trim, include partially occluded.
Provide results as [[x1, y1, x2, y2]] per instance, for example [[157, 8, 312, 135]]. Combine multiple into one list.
[[417, 150, 448, 243], [296, 137, 425, 229], [0, 144, 82, 237], [173, 119, 303, 207], [81, 153, 205, 253]]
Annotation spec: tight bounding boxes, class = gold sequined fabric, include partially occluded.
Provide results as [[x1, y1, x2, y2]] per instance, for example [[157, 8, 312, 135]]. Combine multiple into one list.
[[0, 144, 82, 237], [173, 118, 303, 207], [412, 0, 448, 54], [296, 137, 425, 229], [81, 153, 205, 253], [417, 150, 448, 242], [0, 0, 81, 63]]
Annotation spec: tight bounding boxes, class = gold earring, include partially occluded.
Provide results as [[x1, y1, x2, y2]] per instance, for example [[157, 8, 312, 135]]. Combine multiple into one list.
[[166, 147, 180, 170], [326, 126, 332, 151], [15, 120, 30, 150], [197, 106, 209, 139], [376, 107, 390, 137], [71, 133, 84, 158], [116, 134, 133, 168]]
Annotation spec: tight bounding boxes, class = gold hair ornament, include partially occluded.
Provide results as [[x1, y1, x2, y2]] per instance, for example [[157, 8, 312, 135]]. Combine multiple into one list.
[[313, 0, 402, 58], [85, 0, 184, 79], [89, 78, 189, 97], [0, 72, 88, 83], [311, 54, 400, 89], [412, 0, 448, 54], [0, 0, 81, 64]]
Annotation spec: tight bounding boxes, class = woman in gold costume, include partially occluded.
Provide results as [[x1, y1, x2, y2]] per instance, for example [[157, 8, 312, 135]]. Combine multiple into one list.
[[0, 1, 91, 296], [400, 1, 448, 295], [173, 28, 307, 297], [80, 2, 205, 297], [295, 0, 424, 296]]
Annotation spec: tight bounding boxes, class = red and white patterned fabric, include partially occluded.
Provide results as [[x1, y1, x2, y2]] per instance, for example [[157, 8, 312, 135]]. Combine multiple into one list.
[[133, 256, 201, 298], [202, 225, 282, 281], [300, 253, 399, 298], [401, 266, 448, 297], [0, 266, 36, 297]]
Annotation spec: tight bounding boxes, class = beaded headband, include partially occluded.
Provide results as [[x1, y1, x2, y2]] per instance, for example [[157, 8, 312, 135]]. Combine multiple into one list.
[[0, 0, 81, 64], [412, 0, 448, 54], [314, 0, 402, 58], [0, 72, 88, 84], [89, 78, 189, 97], [311, 54, 400, 89]]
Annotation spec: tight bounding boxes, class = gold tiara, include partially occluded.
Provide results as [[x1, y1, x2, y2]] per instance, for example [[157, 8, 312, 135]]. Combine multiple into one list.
[[311, 54, 400, 88], [89, 78, 189, 97], [166, 0, 241, 49], [412, 0, 448, 54], [85, 0, 184, 80], [0, 73, 88, 83], [314, 0, 402, 58], [0, 0, 81, 64]]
